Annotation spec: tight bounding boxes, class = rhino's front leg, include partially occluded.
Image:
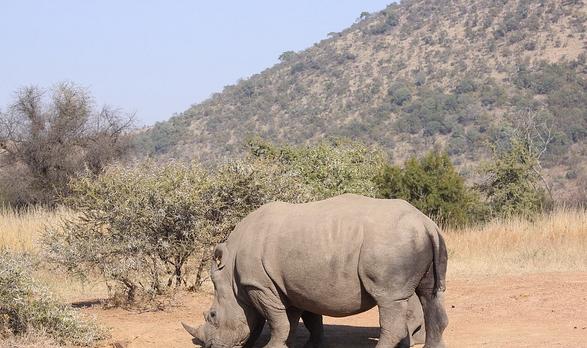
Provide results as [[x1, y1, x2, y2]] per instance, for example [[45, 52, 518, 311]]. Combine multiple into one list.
[[264, 307, 302, 348], [244, 316, 266, 348], [301, 312, 325, 348]]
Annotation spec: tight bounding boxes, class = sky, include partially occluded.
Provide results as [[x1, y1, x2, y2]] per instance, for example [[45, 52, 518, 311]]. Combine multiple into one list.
[[0, 1, 392, 126]]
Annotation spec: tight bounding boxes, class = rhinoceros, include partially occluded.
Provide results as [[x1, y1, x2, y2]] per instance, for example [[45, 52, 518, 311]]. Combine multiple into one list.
[[183, 194, 448, 348]]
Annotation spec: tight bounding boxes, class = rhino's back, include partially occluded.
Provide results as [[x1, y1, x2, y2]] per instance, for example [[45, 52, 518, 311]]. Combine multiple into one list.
[[236, 193, 420, 229], [230, 194, 430, 316]]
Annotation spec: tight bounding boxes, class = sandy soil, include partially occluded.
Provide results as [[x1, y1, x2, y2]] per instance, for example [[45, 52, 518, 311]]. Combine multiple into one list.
[[86, 272, 587, 348]]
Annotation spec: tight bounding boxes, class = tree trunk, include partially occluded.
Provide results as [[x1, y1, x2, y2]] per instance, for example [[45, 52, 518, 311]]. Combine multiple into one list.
[[174, 255, 184, 288], [191, 253, 209, 291]]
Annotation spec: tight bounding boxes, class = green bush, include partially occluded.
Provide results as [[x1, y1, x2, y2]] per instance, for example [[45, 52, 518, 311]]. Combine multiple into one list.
[[455, 78, 477, 94], [478, 138, 548, 218], [376, 151, 485, 226], [43, 162, 212, 302], [388, 84, 412, 106], [0, 251, 106, 346], [247, 138, 387, 199], [133, 116, 191, 156], [371, 9, 399, 35], [43, 159, 310, 302]]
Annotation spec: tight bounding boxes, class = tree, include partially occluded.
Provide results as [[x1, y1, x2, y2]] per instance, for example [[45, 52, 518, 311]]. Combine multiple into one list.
[[476, 109, 554, 218], [357, 11, 371, 22], [278, 51, 296, 63], [0, 82, 134, 206], [478, 137, 549, 218], [377, 151, 484, 226], [506, 110, 553, 197], [388, 83, 412, 106]]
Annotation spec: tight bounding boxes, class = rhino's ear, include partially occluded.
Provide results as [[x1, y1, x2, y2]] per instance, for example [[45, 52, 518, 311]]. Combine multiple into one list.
[[213, 243, 228, 270]]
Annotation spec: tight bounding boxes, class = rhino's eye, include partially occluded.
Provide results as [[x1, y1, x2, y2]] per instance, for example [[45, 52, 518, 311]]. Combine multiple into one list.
[[206, 310, 219, 326]]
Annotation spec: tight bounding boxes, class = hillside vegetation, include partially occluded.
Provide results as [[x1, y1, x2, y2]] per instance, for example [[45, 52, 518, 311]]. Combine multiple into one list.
[[135, 0, 587, 202]]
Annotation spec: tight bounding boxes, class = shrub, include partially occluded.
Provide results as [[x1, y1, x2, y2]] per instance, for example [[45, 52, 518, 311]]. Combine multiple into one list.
[[42, 159, 310, 302], [290, 62, 306, 74], [377, 151, 485, 226], [43, 162, 214, 302], [454, 78, 477, 94], [247, 138, 387, 199], [133, 115, 192, 156], [394, 113, 423, 134], [199, 159, 312, 244], [388, 84, 412, 106], [0, 251, 106, 346], [371, 10, 399, 35], [278, 51, 296, 62], [478, 138, 548, 218], [414, 71, 427, 86]]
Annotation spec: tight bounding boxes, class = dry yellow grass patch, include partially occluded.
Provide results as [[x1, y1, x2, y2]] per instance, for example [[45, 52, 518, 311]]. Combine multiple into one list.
[[0, 206, 73, 252], [0, 331, 61, 348], [445, 208, 587, 276], [0, 206, 108, 301]]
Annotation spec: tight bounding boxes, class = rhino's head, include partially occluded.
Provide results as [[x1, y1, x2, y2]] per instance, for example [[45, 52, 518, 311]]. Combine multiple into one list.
[[183, 243, 261, 348]]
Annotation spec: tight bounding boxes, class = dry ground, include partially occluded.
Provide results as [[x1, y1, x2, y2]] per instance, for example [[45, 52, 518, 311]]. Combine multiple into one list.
[[88, 272, 587, 348]]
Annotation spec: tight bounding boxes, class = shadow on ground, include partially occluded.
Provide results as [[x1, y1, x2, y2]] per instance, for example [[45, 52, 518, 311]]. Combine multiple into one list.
[[252, 324, 379, 347], [71, 299, 104, 308]]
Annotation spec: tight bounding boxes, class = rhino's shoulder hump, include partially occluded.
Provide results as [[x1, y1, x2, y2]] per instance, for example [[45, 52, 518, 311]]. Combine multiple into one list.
[[238, 201, 291, 225], [385, 198, 419, 211], [320, 194, 417, 211], [256, 200, 291, 214]]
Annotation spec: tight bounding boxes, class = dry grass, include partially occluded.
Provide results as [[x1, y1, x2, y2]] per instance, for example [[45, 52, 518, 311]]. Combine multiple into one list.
[[445, 208, 587, 276], [0, 206, 73, 252], [0, 206, 108, 302], [0, 331, 60, 348]]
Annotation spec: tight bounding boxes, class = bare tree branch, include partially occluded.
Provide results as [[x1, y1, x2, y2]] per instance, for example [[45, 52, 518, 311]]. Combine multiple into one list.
[[0, 82, 134, 206], [506, 109, 554, 200]]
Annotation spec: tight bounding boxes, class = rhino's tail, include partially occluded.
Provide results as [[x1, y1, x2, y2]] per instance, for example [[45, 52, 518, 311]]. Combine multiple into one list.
[[427, 222, 447, 296]]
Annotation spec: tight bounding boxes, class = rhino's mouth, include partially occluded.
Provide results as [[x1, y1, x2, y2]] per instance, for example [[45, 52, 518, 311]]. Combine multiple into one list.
[[210, 341, 243, 348]]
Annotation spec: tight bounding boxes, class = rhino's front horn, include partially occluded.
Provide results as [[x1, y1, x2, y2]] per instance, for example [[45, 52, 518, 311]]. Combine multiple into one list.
[[182, 322, 205, 343]]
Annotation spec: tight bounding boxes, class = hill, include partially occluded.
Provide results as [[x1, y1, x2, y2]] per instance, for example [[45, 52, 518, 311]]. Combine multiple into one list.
[[135, 0, 587, 202]]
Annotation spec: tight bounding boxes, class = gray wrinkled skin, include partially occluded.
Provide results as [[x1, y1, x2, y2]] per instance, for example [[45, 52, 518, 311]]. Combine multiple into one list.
[[183, 194, 448, 348]]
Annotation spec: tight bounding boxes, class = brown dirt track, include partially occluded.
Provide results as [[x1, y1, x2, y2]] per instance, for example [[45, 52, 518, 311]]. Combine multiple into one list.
[[89, 273, 587, 348]]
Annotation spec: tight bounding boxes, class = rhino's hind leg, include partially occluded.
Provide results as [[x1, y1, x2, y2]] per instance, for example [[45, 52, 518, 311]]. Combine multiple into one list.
[[301, 311, 324, 348], [416, 289, 448, 348]]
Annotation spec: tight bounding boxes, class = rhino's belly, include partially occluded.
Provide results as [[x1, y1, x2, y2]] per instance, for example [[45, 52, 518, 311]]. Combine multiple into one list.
[[276, 250, 376, 317], [285, 279, 376, 317]]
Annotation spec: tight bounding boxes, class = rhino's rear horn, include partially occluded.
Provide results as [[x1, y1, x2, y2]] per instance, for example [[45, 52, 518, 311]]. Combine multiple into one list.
[[182, 322, 205, 343]]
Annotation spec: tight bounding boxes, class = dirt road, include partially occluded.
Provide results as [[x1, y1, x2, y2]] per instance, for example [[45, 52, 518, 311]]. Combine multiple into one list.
[[87, 273, 587, 347]]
